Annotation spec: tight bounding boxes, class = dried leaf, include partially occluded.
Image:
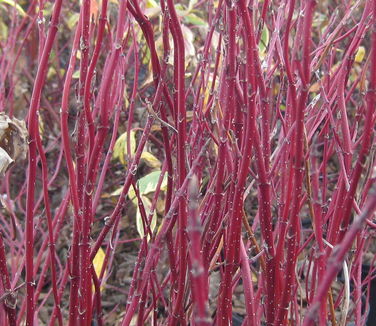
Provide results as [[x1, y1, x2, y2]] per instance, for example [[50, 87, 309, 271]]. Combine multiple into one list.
[[0, 148, 13, 175], [309, 81, 321, 93], [0, 113, 28, 175], [182, 25, 195, 58]]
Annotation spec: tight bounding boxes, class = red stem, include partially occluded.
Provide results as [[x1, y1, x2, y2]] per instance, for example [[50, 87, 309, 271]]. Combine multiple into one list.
[[165, 0, 188, 324], [25, 0, 63, 324], [0, 231, 16, 326]]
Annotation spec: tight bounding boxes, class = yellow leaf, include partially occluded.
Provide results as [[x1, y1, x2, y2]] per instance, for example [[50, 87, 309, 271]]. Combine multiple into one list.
[[146, 0, 159, 8], [112, 131, 136, 166], [66, 12, 79, 30], [38, 113, 44, 138], [92, 247, 106, 292], [145, 0, 160, 17], [108, 187, 123, 197], [141, 151, 161, 169], [202, 80, 213, 114], [0, 0, 26, 17], [0, 20, 8, 41], [72, 70, 80, 79], [47, 67, 60, 79], [355, 46, 365, 63]]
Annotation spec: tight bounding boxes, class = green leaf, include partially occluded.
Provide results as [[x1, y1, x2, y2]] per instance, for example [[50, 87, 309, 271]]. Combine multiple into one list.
[[175, 3, 187, 16], [107, 170, 167, 201], [141, 45, 151, 65], [72, 70, 80, 79], [184, 13, 207, 26], [175, 3, 185, 11], [128, 170, 167, 200], [258, 25, 269, 54], [66, 12, 80, 30]]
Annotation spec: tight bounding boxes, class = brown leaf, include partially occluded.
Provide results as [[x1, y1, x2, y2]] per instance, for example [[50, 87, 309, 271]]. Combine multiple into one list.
[[0, 113, 28, 175]]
